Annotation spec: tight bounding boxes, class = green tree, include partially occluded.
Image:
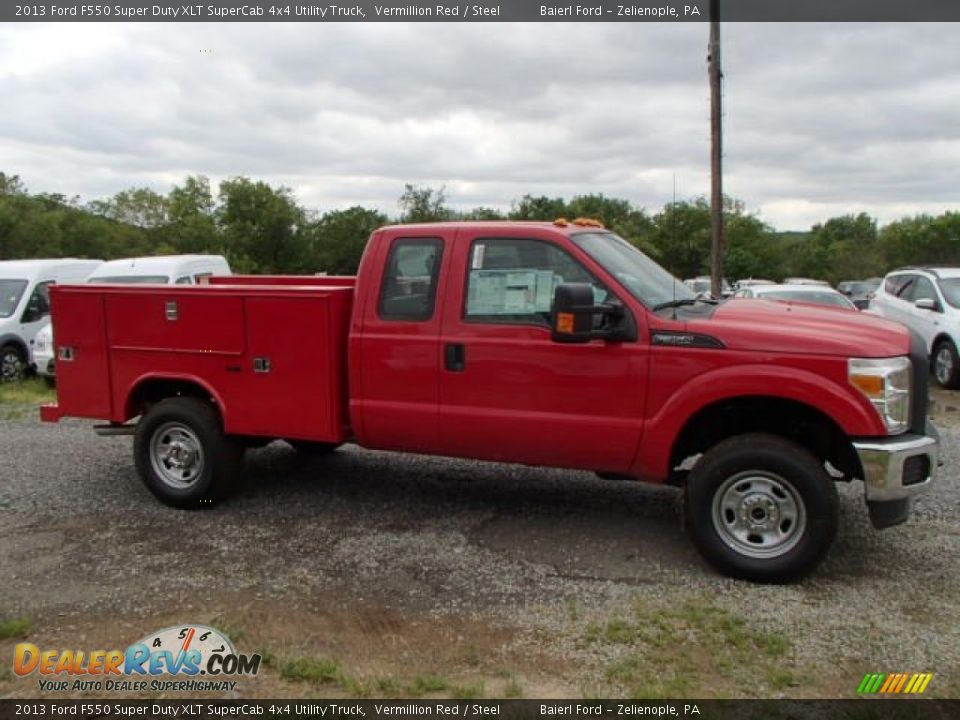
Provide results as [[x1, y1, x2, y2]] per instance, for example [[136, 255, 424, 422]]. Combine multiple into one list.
[[311, 206, 389, 274], [168, 175, 217, 254], [217, 177, 308, 273], [398, 184, 453, 223]]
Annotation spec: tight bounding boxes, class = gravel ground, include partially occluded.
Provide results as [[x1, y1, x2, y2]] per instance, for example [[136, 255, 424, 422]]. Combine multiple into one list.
[[0, 395, 958, 699]]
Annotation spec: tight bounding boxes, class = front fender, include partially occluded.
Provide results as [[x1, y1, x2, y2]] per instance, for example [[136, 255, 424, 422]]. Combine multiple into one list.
[[633, 363, 885, 481]]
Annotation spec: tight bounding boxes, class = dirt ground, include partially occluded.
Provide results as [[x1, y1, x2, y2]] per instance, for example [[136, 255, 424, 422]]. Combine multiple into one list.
[[1, 387, 958, 700]]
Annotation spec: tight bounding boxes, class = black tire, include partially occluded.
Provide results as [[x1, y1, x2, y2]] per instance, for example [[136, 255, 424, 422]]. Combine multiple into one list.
[[287, 439, 340, 455], [1, 344, 27, 383], [134, 397, 244, 509], [933, 340, 960, 389], [43, 375, 56, 388], [685, 433, 838, 583]]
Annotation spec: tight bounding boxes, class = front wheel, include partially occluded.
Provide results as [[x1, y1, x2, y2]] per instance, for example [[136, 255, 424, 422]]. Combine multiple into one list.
[[933, 340, 960, 389], [134, 397, 244, 508], [1, 345, 27, 383], [685, 433, 838, 583]]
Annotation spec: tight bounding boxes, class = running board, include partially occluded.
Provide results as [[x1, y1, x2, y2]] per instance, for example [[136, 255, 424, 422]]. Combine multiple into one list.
[[94, 424, 136, 436]]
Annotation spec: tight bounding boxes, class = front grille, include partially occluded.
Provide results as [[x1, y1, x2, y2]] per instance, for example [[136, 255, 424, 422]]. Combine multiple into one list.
[[909, 331, 929, 435], [902, 455, 930, 486]]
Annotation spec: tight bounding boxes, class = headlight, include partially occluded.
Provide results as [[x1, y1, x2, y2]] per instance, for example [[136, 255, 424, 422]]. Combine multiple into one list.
[[848, 356, 912, 434]]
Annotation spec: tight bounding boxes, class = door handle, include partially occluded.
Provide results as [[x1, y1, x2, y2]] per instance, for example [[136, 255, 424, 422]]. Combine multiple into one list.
[[444, 343, 466, 372]]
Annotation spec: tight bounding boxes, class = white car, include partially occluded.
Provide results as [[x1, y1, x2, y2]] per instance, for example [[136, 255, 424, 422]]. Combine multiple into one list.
[[0, 259, 103, 382], [870, 266, 960, 388], [35, 255, 231, 384], [733, 283, 858, 311]]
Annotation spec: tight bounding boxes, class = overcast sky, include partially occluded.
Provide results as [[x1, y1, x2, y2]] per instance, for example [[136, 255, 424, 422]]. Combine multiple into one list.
[[1, 22, 958, 230]]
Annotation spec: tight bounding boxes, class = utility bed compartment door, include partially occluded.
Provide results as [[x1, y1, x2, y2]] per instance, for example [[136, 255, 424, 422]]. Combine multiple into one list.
[[232, 295, 347, 441], [106, 293, 244, 354], [50, 289, 112, 419]]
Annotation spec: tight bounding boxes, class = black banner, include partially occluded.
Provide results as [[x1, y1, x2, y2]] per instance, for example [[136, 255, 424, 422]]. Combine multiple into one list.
[[5, 0, 960, 23], [2, 700, 960, 720]]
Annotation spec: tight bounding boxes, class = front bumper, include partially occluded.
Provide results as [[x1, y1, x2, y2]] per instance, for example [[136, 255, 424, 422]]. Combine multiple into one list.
[[854, 429, 938, 502], [853, 426, 939, 528]]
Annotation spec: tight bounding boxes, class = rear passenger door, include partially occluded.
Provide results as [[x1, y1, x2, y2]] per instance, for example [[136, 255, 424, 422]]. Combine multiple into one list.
[[353, 232, 450, 454]]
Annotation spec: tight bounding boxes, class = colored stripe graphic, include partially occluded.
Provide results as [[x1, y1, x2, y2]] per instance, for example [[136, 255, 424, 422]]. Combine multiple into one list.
[[858, 672, 933, 694]]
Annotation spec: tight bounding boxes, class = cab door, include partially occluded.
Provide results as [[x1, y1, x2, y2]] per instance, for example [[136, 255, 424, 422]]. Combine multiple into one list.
[[352, 231, 450, 454], [437, 230, 647, 472]]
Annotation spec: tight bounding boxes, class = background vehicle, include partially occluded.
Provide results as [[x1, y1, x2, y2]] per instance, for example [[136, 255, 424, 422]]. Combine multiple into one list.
[[0, 259, 102, 382], [33, 255, 231, 384], [40, 221, 937, 583], [870, 266, 960, 388], [837, 278, 882, 310], [733, 283, 858, 311], [733, 278, 775, 291], [683, 275, 733, 297], [783, 277, 831, 287]]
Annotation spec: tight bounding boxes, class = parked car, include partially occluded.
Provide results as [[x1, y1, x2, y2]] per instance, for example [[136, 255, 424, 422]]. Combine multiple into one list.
[[683, 276, 733, 297], [41, 221, 938, 583], [837, 278, 882, 310], [869, 266, 960, 388], [783, 277, 831, 287], [34, 255, 231, 384], [733, 278, 775, 291], [0, 259, 102, 382], [733, 283, 858, 311]]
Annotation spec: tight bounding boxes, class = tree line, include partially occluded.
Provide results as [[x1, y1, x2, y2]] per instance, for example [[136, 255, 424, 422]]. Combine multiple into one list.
[[2, 171, 959, 284]]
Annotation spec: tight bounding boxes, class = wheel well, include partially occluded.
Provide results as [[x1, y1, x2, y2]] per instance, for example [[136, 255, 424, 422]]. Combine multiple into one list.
[[126, 378, 218, 420], [668, 396, 863, 486], [932, 333, 955, 355], [1, 339, 28, 358]]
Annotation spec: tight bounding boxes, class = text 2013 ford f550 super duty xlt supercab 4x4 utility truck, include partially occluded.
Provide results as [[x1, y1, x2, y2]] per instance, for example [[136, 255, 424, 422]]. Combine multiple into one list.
[[40, 220, 939, 583]]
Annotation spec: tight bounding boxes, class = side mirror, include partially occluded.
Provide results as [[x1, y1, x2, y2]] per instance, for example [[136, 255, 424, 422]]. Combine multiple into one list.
[[551, 283, 635, 344], [915, 298, 938, 311]]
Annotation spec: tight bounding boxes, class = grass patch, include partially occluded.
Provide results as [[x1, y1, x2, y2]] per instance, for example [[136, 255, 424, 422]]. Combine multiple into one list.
[[451, 681, 484, 699], [0, 378, 55, 406], [503, 677, 523, 698], [279, 657, 345, 686], [585, 598, 801, 698], [0, 617, 33, 640], [406, 674, 450, 696]]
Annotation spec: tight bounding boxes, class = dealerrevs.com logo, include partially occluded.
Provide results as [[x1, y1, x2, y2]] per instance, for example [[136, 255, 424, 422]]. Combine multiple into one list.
[[13, 625, 261, 693]]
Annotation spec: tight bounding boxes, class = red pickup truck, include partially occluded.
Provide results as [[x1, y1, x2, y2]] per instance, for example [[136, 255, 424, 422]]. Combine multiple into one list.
[[41, 220, 938, 583]]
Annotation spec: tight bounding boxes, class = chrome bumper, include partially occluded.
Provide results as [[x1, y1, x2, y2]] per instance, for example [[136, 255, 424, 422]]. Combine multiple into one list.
[[853, 429, 938, 503]]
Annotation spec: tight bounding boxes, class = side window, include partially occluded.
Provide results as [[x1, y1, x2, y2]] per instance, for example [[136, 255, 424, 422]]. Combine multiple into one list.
[[894, 275, 917, 300], [885, 275, 911, 298], [175, 276, 193, 285], [21, 281, 53, 322], [378, 238, 443, 321], [464, 238, 609, 326], [911, 276, 937, 304]]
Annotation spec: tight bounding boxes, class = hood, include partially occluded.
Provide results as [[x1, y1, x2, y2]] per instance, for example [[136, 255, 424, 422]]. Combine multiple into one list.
[[686, 298, 911, 357]]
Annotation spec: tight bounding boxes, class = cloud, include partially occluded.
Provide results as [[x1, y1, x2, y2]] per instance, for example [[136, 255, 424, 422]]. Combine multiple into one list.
[[0, 21, 957, 229]]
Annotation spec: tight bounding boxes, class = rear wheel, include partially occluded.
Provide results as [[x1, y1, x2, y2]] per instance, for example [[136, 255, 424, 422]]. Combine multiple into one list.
[[685, 433, 838, 583], [933, 340, 960, 389], [1, 345, 26, 383], [134, 397, 244, 508]]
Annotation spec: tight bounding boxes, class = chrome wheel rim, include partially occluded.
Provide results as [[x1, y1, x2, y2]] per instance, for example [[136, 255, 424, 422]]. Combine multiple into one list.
[[935, 346, 954, 385], [149, 422, 205, 489], [1, 351, 25, 383], [711, 471, 807, 559]]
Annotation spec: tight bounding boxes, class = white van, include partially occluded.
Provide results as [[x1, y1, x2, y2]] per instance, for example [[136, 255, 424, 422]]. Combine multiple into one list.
[[86, 254, 231, 285], [0, 259, 103, 382], [33, 255, 231, 383]]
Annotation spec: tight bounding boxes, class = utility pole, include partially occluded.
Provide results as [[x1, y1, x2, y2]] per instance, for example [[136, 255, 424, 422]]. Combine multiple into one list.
[[708, 0, 725, 298]]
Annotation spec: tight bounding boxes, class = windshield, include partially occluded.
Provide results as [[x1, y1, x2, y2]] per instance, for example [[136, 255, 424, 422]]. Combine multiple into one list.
[[572, 232, 694, 308], [939, 278, 960, 308], [761, 290, 855, 309], [88, 275, 169, 284], [0, 279, 28, 318]]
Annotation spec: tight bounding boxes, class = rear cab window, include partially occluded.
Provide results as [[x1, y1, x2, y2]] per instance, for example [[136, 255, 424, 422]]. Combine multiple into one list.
[[378, 238, 443, 321]]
